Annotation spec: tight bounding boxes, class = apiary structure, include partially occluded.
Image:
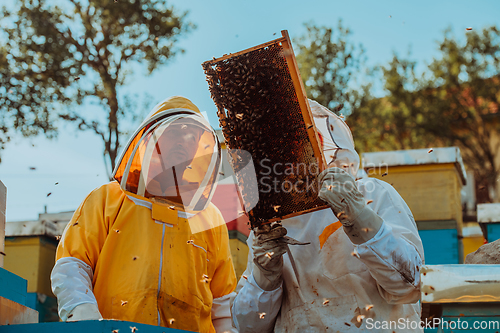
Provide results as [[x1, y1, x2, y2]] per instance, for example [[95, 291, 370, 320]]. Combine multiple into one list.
[[3, 212, 71, 323], [0, 181, 39, 326], [477, 203, 500, 243], [420, 265, 500, 333], [363, 147, 467, 264]]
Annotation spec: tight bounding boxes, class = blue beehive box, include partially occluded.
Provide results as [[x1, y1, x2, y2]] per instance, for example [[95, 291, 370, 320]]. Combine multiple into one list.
[[0, 267, 39, 325], [0, 267, 28, 305], [363, 148, 467, 265], [417, 221, 463, 264], [477, 203, 500, 243]]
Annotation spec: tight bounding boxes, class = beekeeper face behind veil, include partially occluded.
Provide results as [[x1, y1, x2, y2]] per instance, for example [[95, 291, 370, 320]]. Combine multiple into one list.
[[113, 96, 221, 213], [309, 99, 360, 179]]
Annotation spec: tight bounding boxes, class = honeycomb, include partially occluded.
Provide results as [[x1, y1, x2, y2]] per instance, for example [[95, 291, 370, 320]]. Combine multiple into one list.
[[203, 31, 327, 228]]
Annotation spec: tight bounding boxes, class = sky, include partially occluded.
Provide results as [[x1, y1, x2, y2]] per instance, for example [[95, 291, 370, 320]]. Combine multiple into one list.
[[1, 0, 499, 222]]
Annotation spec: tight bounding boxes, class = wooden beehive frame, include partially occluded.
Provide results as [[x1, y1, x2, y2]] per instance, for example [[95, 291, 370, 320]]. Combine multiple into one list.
[[204, 30, 326, 172], [204, 30, 328, 225]]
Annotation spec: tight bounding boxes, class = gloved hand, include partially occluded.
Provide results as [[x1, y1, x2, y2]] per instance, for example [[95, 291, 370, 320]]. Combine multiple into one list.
[[252, 222, 288, 291], [318, 167, 383, 244], [67, 303, 103, 322]]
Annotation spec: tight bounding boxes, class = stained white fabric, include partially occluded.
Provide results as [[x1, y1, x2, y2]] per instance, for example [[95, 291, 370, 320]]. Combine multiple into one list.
[[51, 257, 98, 321], [67, 303, 102, 321], [232, 178, 424, 333], [317, 167, 366, 222], [232, 273, 283, 332], [212, 292, 238, 333]]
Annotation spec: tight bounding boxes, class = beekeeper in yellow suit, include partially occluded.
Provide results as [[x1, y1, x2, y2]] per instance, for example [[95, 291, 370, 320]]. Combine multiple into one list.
[[51, 96, 237, 333]]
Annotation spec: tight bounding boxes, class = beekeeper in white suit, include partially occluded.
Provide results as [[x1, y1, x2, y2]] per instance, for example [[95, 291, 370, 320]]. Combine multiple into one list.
[[231, 100, 424, 332]]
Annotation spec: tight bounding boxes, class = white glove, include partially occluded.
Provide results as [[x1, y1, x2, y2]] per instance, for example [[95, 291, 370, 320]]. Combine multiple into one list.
[[318, 167, 383, 244], [67, 303, 103, 322], [252, 222, 288, 291]]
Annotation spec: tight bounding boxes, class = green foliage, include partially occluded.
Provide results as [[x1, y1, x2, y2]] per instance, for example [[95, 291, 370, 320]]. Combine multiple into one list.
[[0, 40, 59, 162], [0, 0, 194, 173], [352, 26, 500, 202], [296, 21, 500, 202], [294, 20, 365, 115], [348, 55, 437, 154], [419, 26, 500, 202]]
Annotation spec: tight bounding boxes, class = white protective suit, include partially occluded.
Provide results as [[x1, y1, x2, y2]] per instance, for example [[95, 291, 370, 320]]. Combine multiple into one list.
[[231, 100, 424, 332]]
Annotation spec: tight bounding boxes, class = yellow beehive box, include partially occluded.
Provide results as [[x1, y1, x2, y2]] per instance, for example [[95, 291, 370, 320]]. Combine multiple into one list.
[[462, 222, 485, 260], [362, 147, 467, 233], [229, 234, 249, 280], [4, 220, 61, 297]]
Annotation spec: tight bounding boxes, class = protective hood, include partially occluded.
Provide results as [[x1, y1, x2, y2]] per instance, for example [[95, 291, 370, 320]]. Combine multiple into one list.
[[113, 96, 221, 213], [309, 99, 360, 178]]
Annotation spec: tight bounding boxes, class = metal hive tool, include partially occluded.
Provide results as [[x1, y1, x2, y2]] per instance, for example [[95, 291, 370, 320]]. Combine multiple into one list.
[[202, 30, 328, 229]]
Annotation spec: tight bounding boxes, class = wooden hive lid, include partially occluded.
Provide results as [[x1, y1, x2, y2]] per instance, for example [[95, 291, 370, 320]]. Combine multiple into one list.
[[362, 147, 467, 185]]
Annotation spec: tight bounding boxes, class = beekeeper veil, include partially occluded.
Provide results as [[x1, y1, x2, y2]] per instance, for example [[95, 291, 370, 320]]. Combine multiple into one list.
[[309, 99, 360, 178], [113, 96, 221, 213]]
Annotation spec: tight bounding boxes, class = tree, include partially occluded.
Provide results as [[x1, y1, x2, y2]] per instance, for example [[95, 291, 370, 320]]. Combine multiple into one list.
[[347, 55, 437, 154], [291, 21, 500, 202], [293, 21, 428, 155], [0, 42, 58, 163], [1, 0, 194, 175], [350, 26, 500, 203], [294, 20, 365, 115], [418, 27, 500, 202]]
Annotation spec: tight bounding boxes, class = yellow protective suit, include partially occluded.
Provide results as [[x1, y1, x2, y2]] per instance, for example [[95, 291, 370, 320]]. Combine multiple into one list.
[[53, 96, 237, 332]]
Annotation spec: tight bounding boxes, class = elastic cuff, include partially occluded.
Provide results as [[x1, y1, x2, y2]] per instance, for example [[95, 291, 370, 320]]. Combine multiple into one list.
[[67, 302, 102, 321], [251, 266, 283, 292]]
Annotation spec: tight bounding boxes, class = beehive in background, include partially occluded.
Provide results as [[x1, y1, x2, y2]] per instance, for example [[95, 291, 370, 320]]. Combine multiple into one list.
[[420, 264, 500, 331], [462, 222, 485, 260], [4, 221, 62, 298], [0, 267, 38, 325], [363, 147, 467, 264], [478, 203, 500, 242], [0, 181, 39, 326], [4, 217, 69, 323], [203, 30, 327, 228], [228, 233, 250, 280]]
